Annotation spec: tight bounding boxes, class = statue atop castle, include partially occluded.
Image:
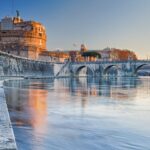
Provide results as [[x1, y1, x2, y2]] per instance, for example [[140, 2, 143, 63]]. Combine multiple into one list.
[[16, 10, 20, 18]]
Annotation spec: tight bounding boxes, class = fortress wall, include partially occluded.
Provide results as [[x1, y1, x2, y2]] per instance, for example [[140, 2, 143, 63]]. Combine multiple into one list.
[[0, 51, 54, 77], [54, 63, 64, 76]]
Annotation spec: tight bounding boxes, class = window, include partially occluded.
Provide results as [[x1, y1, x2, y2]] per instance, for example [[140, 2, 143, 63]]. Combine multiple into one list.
[[39, 33, 42, 37]]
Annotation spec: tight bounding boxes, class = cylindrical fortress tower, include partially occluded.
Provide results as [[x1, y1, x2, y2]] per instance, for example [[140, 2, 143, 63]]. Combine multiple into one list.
[[0, 13, 47, 59]]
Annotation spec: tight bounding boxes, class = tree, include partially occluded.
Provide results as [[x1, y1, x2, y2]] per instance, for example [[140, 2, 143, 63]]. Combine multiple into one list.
[[110, 48, 137, 60], [82, 51, 101, 58]]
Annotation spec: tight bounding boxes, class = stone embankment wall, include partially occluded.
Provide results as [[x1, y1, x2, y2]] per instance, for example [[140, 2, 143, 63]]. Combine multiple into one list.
[[54, 62, 71, 77], [0, 51, 54, 77], [0, 81, 17, 149]]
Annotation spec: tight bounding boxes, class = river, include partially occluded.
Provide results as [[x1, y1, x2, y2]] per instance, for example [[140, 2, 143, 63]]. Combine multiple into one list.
[[4, 77, 150, 150]]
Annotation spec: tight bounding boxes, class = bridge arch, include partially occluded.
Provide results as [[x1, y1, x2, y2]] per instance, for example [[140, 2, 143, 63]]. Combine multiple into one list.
[[134, 64, 150, 74], [103, 65, 121, 75], [75, 65, 94, 76]]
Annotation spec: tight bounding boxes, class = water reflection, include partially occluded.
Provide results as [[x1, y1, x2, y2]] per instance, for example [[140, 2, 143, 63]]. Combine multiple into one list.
[[4, 77, 150, 150], [28, 89, 48, 131], [57, 77, 140, 98], [5, 80, 53, 128]]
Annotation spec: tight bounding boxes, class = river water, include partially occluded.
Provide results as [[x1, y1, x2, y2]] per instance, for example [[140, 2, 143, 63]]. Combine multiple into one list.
[[4, 77, 150, 150]]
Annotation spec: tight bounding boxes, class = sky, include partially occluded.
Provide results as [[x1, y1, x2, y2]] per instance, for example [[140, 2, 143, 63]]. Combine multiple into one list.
[[0, 0, 150, 59]]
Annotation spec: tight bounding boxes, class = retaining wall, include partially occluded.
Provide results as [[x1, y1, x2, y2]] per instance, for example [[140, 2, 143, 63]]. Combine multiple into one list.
[[0, 51, 54, 77], [0, 81, 17, 149]]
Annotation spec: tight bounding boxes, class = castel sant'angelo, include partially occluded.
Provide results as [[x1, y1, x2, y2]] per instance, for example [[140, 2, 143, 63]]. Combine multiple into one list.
[[0, 11, 47, 59]]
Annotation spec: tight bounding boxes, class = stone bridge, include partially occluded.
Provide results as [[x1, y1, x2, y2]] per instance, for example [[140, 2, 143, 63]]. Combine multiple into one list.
[[55, 60, 150, 77], [1, 49, 149, 78]]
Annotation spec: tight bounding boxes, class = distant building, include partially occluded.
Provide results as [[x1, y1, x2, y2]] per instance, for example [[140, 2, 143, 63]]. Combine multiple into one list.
[[97, 47, 111, 60], [38, 51, 70, 62], [80, 44, 87, 53], [0, 11, 47, 59]]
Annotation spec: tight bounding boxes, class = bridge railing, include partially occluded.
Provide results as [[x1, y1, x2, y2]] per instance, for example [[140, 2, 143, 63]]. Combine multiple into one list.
[[71, 59, 150, 64]]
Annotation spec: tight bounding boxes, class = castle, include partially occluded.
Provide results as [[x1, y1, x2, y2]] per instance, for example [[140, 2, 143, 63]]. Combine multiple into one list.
[[0, 11, 47, 59]]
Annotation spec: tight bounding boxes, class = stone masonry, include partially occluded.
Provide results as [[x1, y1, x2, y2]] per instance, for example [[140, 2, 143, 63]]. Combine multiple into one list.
[[0, 81, 17, 150]]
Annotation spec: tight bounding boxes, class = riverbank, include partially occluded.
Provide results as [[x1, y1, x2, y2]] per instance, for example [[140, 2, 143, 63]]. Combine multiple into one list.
[[0, 80, 17, 150]]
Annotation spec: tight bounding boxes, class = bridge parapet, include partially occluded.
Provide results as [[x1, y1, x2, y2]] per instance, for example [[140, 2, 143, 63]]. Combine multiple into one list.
[[71, 60, 150, 64]]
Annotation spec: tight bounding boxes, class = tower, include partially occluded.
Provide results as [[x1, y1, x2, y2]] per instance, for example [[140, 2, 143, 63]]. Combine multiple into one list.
[[80, 44, 87, 53]]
